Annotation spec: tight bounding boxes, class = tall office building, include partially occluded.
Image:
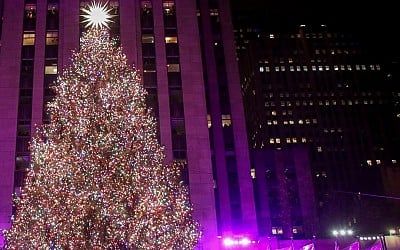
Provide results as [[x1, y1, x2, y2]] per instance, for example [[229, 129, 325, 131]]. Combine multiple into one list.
[[238, 24, 400, 237], [0, 0, 257, 248]]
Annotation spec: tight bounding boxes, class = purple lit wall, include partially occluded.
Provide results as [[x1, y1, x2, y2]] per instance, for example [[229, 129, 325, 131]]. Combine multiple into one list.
[[0, 0, 25, 246]]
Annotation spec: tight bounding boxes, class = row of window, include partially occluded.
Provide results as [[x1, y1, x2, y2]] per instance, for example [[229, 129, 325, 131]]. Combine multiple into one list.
[[266, 119, 317, 126], [366, 159, 397, 166], [142, 34, 178, 44], [265, 99, 381, 107], [22, 32, 58, 46], [259, 64, 381, 73], [265, 91, 384, 98], [206, 114, 232, 128]]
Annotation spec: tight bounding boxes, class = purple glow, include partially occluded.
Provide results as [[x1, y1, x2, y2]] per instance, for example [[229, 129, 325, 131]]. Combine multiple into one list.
[[222, 236, 255, 248]]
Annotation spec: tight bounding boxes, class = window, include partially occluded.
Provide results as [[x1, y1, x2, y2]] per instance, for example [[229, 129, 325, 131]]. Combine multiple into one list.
[[250, 168, 256, 179], [210, 9, 219, 16], [163, 1, 175, 15], [207, 115, 212, 128], [23, 33, 35, 46], [165, 36, 178, 43], [142, 34, 154, 43], [46, 32, 58, 45], [272, 227, 283, 235], [167, 63, 180, 72], [367, 160, 372, 166], [222, 114, 231, 127], [45, 65, 57, 74]]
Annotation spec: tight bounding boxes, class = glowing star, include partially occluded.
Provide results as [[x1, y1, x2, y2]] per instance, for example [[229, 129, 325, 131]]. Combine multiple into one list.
[[81, 1, 114, 29]]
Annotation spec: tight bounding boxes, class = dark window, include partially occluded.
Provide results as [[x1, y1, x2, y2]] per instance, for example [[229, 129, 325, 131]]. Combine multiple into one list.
[[23, 4, 36, 31], [46, 3, 59, 30], [167, 72, 181, 87], [169, 89, 184, 118], [143, 72, 157, 88], [171, 119, 186, 150]]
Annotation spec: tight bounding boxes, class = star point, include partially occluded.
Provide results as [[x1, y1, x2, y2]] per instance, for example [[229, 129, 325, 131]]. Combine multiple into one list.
[[81, 1, 114, 29]]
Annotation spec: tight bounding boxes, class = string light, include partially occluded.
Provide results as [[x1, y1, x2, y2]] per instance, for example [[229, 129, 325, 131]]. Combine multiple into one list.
[[4, 25, 201, 249]]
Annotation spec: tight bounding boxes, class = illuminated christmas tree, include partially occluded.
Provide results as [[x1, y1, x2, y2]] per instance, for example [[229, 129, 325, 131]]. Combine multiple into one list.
[[4, 2, 201, 249]]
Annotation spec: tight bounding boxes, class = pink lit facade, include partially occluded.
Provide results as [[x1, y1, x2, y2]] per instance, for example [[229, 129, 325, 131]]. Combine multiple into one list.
[[0, 0, 257, 248]]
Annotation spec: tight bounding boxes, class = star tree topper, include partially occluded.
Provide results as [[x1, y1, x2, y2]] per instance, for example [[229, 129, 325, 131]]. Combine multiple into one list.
[[81, 1, 114, 29]]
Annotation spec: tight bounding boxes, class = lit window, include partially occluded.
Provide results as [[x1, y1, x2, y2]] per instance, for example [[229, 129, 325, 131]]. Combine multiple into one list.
[[275, 138, 281, 143], [272, 227, 283, 235], [376, 160, 381, 165], [46, 32, 58, 45], [312, 66, 316, 71], [269, 138, 275, 144], [303, 66, 308, 71], [209, 9, 219, 16], [334, 65, 339, 71], [167, 64, 180, 72], [292, 138, 297, 143], [286, 138, 291, 143], [298, 119, 303, 124], [318, 66, 323, 71], [267, 120, 272, 125], [259, 66, 264, 72], [289, 120, 294, 125], [290, 66, 294, 71], [340, 65, 345, 70], [301, 137, 307, 143], [392, 160, 397, 164], [275, 66, 280, 72], [283, 121, 288, 125], [347, 65, 352, 70], [325, 66, 330, 70], [296, 66, 301, 71], [251, 168, 256, 179], [271, 111, 276, 116], [165, 36, 178, 43], [265, 66, 270, 72], [23, 33, 35, 46], [367, 160, 372, 166], [207, 114, 212, 128], [221, 114, 231, 127], [370, 65, 375, 70], [269, 34, 274, 39], [45, 65, 57, 74], [273, 120, 278, 125], [317, 146, 322, 152], [356, 65, 360, 70], [376, 65, 381, 70], [361, 65, 366, 70], [163, 1, 175, 15], [142, 34, 154, 43]]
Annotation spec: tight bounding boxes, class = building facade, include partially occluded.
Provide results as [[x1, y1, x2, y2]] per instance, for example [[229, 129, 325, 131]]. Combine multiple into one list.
[[0, 0, 257, 248], [239, 24, 400, 237]]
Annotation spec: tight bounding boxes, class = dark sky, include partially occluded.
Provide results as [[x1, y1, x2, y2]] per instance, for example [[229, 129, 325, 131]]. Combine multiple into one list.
[[230, 0, 397, 30], [230, 0, 399, 55]]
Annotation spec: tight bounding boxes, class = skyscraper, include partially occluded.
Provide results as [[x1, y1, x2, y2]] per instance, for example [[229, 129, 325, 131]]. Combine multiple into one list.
[[238, 24, 400, 237], [0, 0, 257, 248]]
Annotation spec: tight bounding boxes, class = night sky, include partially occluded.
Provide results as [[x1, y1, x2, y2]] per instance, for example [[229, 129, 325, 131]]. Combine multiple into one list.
[[230, 0, 399, 55]]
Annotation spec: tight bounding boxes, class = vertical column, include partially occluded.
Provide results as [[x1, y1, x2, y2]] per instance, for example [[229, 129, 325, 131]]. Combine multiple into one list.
[[0, 0, 24, 246], [198, 0, 232, 235], [119, 0, 140, 66], [294, 146, 317, 237], [153, 0, 172, 161], [58, 0, 79, 70], [30, 0, 46, 129], [218, 0, 258, 236], [175, 0, 218, 248]]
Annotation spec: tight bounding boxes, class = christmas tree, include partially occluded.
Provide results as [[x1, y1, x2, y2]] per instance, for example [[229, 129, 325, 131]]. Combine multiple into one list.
[[4, 2, 201, 249]]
